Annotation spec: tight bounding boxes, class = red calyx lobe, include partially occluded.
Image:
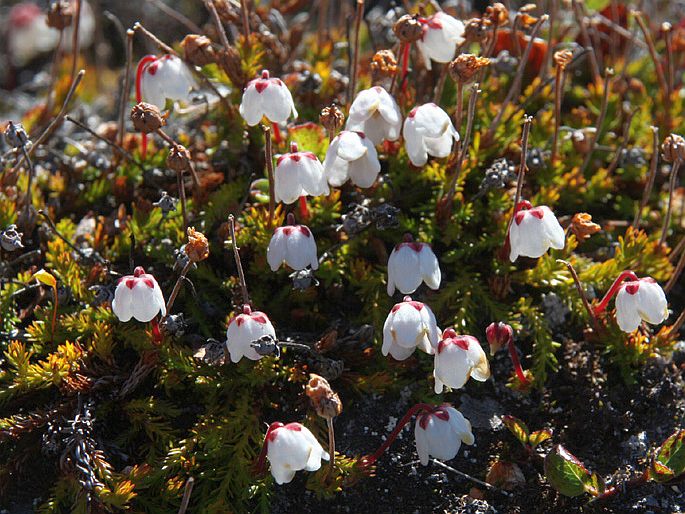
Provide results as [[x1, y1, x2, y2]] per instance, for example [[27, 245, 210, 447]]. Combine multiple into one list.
[[438, 330, 471, 353], [514, 204, 545, 225], [391, 297, 424, 313], [408, 107, 418, 118], [418, 405, 450, 429], [624, 282, 640, 295]]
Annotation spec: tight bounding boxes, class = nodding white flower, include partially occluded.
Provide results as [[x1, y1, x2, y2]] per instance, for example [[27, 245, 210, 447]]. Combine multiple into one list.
[[112, 266, 166, 322], [415, 405, 474, 466], [346, 86, 402, 145], [403, 103, 459, 167], [417, 12, 465, 70], [433, 329, 490, 394], [275, 142, 329, 204], [382, 296, 440, 360], [264, 422, 329, 484], [323, 130, 381, 188], [387, 235, 441, 296], [267, 217, 318, 272], [614, 277, 668, 333], [139, 54, 198, 109], [508, 201, 565, 262], [226, 305, 276, 363], [239, 70, 298, 126]]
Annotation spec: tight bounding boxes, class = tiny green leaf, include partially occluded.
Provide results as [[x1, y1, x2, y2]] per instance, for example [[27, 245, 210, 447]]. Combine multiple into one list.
[[544, 444, 591, 497], [502, 415, 530, 446], [582, 472, 606, 496], [32, 269, 57, 289], [529, 429, 553, 448], [651, 429, 685, 482]]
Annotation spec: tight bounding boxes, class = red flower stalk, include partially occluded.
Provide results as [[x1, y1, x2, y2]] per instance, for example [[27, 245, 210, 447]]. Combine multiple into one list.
[[594, 270, 639, 315]]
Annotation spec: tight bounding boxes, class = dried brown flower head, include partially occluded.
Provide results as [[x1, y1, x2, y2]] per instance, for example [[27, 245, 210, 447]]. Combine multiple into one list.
[[167, 144, 192, 173], [370, 49, 398, 81], [46, 0, 73, 30], [449, 54, 490, 83], [571, 127, 596, 155], [518, 4, 539, 29], [305, 374, 342, 419], [130, 102, 165, 134], [463, 18, 491, 43], [485, 3, 509, 27], [661, 134, 685, 163], [553, 49, 573, 70], [181, 35, 216, 67], [217, 46, 247, 89], [319, 105, 345, 135], [185, 227, 209, 262], [570, 213, 600, 241], [393, 14, 423, 43]]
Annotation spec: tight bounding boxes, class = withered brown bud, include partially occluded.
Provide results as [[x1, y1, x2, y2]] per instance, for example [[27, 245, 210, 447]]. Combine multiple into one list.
[[570, 213, 600, 241], [130, 102, 165, 134], [449, 54, 490, 83], [167, 144, 191, 172], [393, 14, 424, 43], [46, 0, 73, 30], [319, 105, 345, 135], [370, 49, 398, 82], [463, 18, 491, 43], [305, 374, 342, 419], [217, 46, 248, 89], [553, 49, 573, 70], [181, 34, 216, 67], [485, 3, 509, 27], [662, 134, 685, 163], [185, 227, 209, 262], [571, 128, 596, 155], [517, 12, 539, 29]]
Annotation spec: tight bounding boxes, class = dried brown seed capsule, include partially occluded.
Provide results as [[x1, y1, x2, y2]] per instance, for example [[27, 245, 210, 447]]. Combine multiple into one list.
[[570, 213, 600, 241], [130, 102, 165, 134], [46, 0, 73, 30], [305, 374, 342, 419], [185, 227, 209, 262], [553, 49, 573, 70], [370, 49, 398, 81], [217, 46, 248, 89], [393, 14, 423, 44], [181, 34, 216, 67], [449, 54, 490, 83], [662, 134, 685, 163], [571, 128, 595, 155], [485, 2, 509, 27], [167, 144, 192, 173], [463, 18, 490, 44], [319, 105, 345, 134]]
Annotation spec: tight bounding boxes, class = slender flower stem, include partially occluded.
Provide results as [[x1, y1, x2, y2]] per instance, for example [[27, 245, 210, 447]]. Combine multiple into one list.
[[506, 116, 533, 237], [326, 417, 336, 478], [670, 235, 685, 263], [669, 305, 685, 336], [431, 459, 510, 496], [444, 83, 480, 204], [177, 477, 195, 514], [176, 164, 188, 234], [483, 15, 547, 144], [163, 260, 193, 319], [135, 55, 157, 160], [400, 42, 411, 95], [538, 0, 557, 81], [572, 0, 601, 83], [433, 64, 449, 103], [134, 22, 176, 55], [240, 0, 251, 39], [318, 0, 329, 47], [19, 144, 34, 228], [360, 403, 435, 467], [594, 270, 639, 315], [228, 214, 250, 306], [606, 108, 638, 175], [633, 12, 669, 124], [298, 196, 309, 220], [454, 82, 464, 133], [511, 14, 522, 58], [255, 422, 281, 475], [205, 0, 231, 50], [263, 126, 276, 227], [580, 69, 612, 175], [118, 29, 135, 151], [557, 259, 601, 333], [659, 159, 682, 245], [348, 0, 365, 103], [271, 123, 282, 146], [664, 24, 674, 97], [508, 337, 529, 386], [633, 126, 659, 229], [45, 29, 64, 116], [70, 0, 81, 84], [550, 63, 565, 164]]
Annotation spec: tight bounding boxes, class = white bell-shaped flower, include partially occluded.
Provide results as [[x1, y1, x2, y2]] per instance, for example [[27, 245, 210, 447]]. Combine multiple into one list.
[[509, 201, 565, 262], [265, 422, 330, 484], [267, 215, 318, 272], [415, 405, 474, 466], [382, 296, 440, 360], [615, 278, 668, 333], [346, 86, 402, 145], [139, 54, 198, 109], [403, 103, 459, 167], [323, 131, 381, 188], [417, 12, 466, 70], [387, 235, 441, 296], [275, 142, 329, 204], [112, 266, 166, 322], [239, 70, 298, 126], [433, 329, 490, 394], [226, 305, 276, 363]]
